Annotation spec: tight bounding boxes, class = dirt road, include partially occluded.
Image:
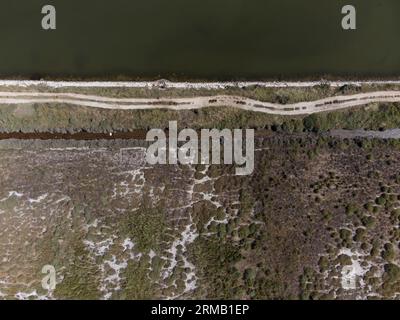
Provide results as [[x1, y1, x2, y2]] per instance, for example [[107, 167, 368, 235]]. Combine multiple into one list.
[[0, 90, 400, 115]]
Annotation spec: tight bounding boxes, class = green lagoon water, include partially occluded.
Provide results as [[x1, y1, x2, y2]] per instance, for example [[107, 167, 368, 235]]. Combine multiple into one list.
[[0, 0, 399, 79]]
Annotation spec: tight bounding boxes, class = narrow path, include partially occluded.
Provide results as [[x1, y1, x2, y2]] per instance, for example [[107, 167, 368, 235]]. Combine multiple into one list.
[[0, 90, 400, 115]]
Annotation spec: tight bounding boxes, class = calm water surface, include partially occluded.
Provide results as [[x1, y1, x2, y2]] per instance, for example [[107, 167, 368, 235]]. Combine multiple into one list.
[[0, 0, 399, 79]]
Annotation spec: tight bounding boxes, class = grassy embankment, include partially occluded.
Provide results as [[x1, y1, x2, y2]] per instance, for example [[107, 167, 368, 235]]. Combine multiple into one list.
[[1, 83, 400, 133]]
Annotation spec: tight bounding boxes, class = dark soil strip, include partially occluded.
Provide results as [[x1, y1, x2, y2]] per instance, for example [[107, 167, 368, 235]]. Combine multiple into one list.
[[0, 130, 274, 141], [0, 131, 148, 140]]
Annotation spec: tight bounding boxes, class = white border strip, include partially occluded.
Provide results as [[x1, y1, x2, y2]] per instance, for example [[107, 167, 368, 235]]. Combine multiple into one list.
[[1, 79, 400, 89]]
